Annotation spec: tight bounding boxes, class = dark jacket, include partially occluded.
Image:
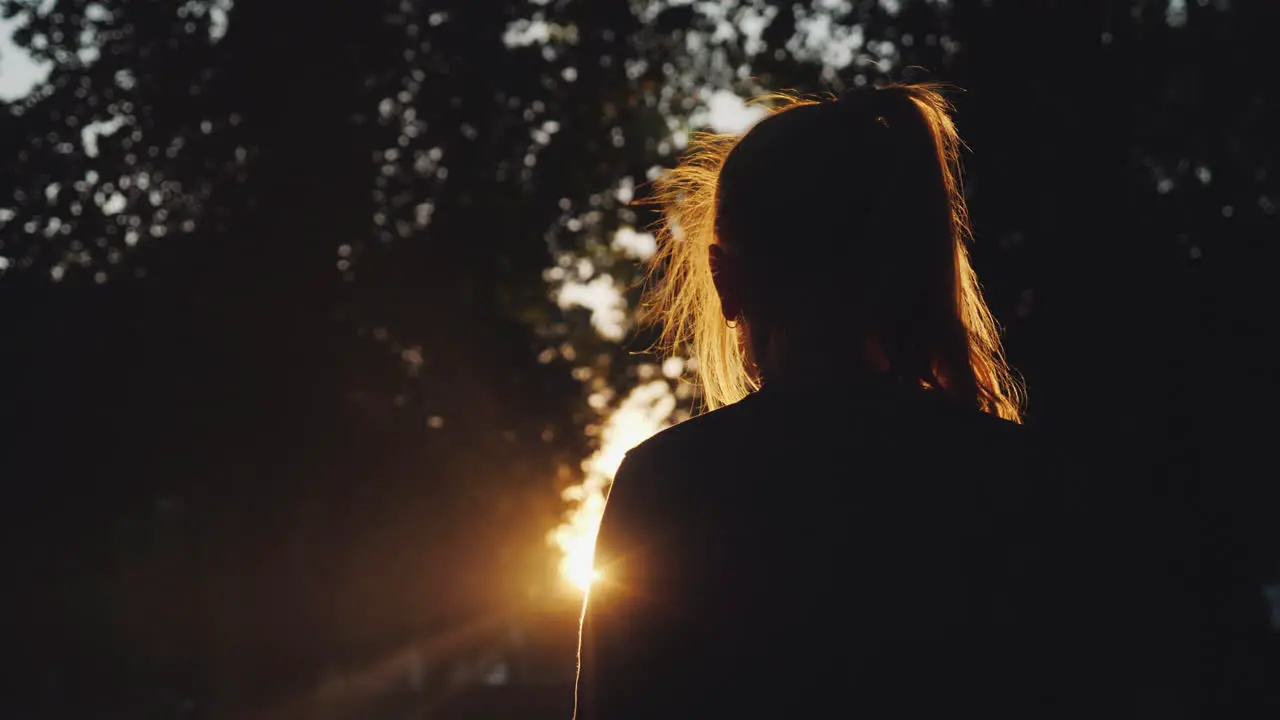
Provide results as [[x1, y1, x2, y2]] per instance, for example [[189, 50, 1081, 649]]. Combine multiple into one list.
[[575, 377, 1216, 719]]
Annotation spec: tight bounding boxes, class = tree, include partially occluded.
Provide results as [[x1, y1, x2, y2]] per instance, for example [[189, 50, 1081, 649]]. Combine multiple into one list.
[[0, 0, 671, 714]]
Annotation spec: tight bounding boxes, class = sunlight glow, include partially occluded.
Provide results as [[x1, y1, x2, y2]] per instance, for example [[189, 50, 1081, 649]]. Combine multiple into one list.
[[0, 16, 51, 102], [612, 225, 657, 260], [550, 379, 676, 593], [555, 273, 629, 341], [697, 89, 768, 134]]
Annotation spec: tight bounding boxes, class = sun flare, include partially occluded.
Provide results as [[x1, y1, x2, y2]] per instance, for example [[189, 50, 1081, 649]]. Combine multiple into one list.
[[549, 379, 676, 593]]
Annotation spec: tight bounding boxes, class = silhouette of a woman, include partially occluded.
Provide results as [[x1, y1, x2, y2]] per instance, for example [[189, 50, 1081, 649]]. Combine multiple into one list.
[[574, 84, 1160, 719]]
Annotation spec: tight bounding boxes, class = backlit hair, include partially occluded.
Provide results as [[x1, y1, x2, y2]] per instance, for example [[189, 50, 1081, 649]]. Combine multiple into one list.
[[639, 83, 1024, 422]]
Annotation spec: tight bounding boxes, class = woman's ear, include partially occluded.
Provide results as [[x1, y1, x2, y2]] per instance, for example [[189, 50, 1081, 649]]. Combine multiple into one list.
[[708, 243, 744, 323]]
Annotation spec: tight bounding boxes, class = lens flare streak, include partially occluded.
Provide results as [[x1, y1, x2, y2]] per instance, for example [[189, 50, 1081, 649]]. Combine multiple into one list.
[[549, 379, 676, 592]]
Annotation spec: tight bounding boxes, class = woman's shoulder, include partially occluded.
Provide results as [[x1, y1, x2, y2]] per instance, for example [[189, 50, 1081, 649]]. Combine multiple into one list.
[[621, 383, 1042, 471], [597, 401, 758, 555], [624, 396, 762, 465], [608, 396, 767, 513]]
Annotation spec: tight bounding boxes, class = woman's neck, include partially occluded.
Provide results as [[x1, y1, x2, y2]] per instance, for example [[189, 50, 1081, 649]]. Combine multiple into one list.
[[755, 333, 891, 390]]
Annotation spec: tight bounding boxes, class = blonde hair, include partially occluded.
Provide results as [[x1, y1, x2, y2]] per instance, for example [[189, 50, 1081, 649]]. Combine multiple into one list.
[[638, 83, 1025, 422]]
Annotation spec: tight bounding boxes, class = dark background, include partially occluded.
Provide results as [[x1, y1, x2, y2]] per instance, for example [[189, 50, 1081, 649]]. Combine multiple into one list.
[[1, 1, 1276, 718]]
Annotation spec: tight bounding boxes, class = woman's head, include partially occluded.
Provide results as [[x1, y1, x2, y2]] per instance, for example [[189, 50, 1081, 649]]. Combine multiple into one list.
[[642, 83, 1024, 422]]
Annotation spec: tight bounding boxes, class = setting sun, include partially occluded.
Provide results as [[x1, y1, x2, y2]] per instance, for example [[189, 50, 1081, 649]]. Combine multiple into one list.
[[548, 379, 676, 594], [565, 559, 601, 593]]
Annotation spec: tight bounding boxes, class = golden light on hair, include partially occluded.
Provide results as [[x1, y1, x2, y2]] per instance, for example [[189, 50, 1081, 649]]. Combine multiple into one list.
[[638, 83, 1024, 421], [906, 85, 1024, 422], [637, 93, 820, 412]]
